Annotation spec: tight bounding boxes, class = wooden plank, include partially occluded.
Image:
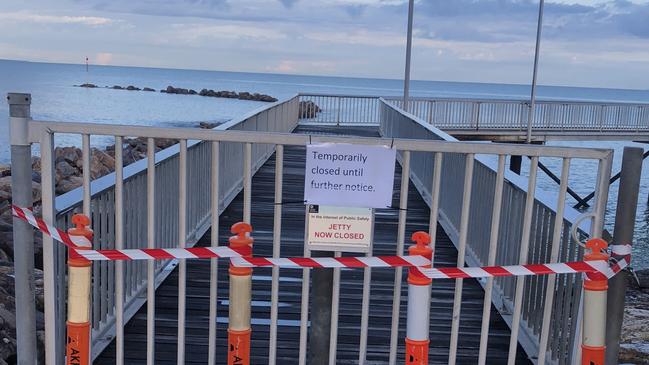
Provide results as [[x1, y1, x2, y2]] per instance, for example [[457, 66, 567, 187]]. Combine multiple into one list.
[[95, 126, 531, 364]]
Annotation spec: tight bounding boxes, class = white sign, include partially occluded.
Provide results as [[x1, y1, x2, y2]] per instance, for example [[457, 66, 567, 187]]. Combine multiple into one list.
[[307, 205, 373, 253], [304, 143, 396, 208]]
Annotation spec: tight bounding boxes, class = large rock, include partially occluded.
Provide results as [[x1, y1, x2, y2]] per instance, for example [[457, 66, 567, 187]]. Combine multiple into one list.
[[54, 147, 81, 165], [56, 176, 82, 194], [90, 148, 115, 179], [55, 160, 77, 181], [253, 93, 277, 102], [31, 157, 40, 173], [76, 83, 98, 88], [126, 85, 141, 91], [299, 100, 322, 118], [142, 87, 155, 92], [199, 122, 219, 129], [0, 166, 9, 178], [164, 86, 191, 95], [0, 177, 41, 205], [238, 92, 253, 100], [0, 261, 45, 364]]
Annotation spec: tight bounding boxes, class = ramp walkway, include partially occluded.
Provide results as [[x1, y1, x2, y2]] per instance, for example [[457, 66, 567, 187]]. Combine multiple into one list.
[[94, 126, 529, 364]]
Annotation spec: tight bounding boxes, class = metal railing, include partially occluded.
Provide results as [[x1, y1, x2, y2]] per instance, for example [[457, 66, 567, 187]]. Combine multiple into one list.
[[42, 95, 300, 363], [379, 98, 613, 364], [297, 93, 380, 125], [10, 92, 615, 365], [385, 96, 649, 132], [36, 120, 610, 365]]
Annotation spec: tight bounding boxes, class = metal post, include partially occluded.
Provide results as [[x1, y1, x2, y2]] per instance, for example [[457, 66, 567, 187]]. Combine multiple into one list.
[[526, 0, 544, 143], [228, 222, 254, 365], [66, 215, 93, 365], [405, 232, 433, 365], [308, 250, 334, 365], [8, 93, 37, 365], [582, 238, 609, 365], [605, 147, 643, 364], [402, 0, 414, 112]]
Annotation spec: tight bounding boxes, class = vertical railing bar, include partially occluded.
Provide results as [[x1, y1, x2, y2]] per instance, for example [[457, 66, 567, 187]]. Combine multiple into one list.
[[207, 140, 220, 365], [507, 156, 539, 365], [107, 191, 115, 318], [592, 155, 613, 238], [389, 150, 410, 365], [448, 153, 475, 365], [269, 145, 284, 365], [146, 138, 156, 365], [114, 136, 125, 365], [41, 131, 60, 364], [298, 205, 311, 365], [477, 155, 506, 365], [177, 139, 188, 365], [328, 251, 342, 365], [82, 134, 91, 216], [358, 211, 375, 364], [244, 143, 252, 223], [429, 152, 443, 263], [537, 158, 570, 364]]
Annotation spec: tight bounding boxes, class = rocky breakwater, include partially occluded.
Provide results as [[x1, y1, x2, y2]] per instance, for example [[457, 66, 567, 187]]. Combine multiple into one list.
[[0, 135, 186, 364], [75, 83, 279, 103], [163, 85, 278, 102], [76, 83, 155, 91]]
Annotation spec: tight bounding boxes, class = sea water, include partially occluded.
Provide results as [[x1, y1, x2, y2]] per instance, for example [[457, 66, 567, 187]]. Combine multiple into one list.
[[0, 59, 647, 268]]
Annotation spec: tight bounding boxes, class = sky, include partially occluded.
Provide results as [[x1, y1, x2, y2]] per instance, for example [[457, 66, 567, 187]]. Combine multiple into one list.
[[1, 0, 648, 89]]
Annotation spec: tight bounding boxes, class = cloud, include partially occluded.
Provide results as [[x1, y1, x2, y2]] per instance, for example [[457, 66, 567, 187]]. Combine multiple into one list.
[[4, 0, 649, 88], [278, 0, 299, 8], [411, 0, 649, 42], [0, 11, 119, 26], [170, 23, 287, 43], [95, 52, 114, 65], [344, 4, 367, 17], [266, 59, 337, 74]]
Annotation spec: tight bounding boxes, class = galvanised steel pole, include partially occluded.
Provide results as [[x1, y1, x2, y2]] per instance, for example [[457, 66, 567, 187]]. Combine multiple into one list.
[[605, 147, 643, 365], [402, 0, 414, 112], [8, 93, 37, 365], [526, 0, 544, 143]]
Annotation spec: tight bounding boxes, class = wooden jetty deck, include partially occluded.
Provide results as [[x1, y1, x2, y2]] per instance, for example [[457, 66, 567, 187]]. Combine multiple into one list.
[[95, 126, 531, 364]]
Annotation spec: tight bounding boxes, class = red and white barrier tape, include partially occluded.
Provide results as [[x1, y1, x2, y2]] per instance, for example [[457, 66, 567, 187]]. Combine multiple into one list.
[[12, 205, 428, 268], [419, 257, 627, 280], [12, 205, 631, 276], [76, 249, 430, 268], [12, 205, 91, 248], [229, 255, 430, 268]]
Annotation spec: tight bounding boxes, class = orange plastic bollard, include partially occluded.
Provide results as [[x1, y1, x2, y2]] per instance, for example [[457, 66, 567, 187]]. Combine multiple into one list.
[[405, 231, 433, 365], [66, 214, 93, 365], [581, 238, 608, 365], [228, 222, 254, 365]]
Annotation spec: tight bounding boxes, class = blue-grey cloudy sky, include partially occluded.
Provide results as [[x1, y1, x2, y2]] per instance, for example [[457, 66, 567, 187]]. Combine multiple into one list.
[[1, 0, 648, 89]]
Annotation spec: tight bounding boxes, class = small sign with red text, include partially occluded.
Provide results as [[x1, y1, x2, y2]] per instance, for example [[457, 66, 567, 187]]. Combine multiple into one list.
[[307, 205, 373, 253]]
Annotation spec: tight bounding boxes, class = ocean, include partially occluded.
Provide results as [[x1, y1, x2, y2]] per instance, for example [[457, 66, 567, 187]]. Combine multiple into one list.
[[0, 59, 647, 269]]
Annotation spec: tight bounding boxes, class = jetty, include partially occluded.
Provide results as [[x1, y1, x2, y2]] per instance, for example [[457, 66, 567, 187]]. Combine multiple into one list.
[[6, 92, 646, 365]]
